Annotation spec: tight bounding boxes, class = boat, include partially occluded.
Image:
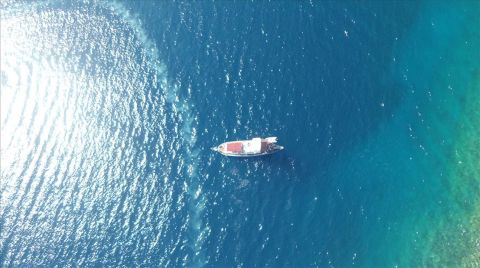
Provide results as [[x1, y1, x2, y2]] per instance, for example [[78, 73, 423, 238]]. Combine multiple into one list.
[[211, 137, 284, 157]]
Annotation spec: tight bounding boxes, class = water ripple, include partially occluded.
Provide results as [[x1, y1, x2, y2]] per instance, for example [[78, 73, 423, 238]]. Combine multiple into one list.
[[0, 1, 201, 266]]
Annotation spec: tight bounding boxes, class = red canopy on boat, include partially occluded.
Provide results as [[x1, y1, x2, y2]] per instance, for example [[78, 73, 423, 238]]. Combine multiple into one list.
[[227, 142, 243, 152]]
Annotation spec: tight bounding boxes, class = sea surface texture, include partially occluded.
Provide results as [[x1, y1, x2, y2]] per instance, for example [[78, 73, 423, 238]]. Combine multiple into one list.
[[1, 0, 479, 267]]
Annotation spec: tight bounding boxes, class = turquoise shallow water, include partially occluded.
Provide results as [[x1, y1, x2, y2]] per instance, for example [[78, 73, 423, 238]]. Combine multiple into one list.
[[1, 0, 479, 267], [332, 1, 480, 266]]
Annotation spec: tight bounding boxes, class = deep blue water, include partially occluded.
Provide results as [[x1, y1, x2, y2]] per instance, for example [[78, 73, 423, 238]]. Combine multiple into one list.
[[123, 2, 418, 267], [2, 0, 479, 267]]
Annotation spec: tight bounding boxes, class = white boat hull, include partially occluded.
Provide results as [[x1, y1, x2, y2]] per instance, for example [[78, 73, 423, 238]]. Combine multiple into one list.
[[211, 137, 284, 157]]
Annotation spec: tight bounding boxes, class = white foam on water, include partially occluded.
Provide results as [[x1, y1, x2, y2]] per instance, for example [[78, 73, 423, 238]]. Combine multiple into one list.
[[1, 0, 208, 265], [0, 1, 190, 266], [103, 1, 208, 266]]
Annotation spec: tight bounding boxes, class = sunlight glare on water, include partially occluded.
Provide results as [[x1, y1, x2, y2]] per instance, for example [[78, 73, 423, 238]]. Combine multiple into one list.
[[0, 3, 199, 266]]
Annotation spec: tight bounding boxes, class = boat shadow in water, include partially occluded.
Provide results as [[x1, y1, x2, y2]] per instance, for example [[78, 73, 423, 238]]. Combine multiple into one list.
[[226, 150, 311, 181]]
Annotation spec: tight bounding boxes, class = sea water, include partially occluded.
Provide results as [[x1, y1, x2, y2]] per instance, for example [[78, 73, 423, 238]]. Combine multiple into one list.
[[1, 0, 479, 267]]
